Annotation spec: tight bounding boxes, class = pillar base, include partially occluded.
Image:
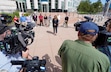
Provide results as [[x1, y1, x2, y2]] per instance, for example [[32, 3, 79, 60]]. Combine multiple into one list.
[[51, 9, 56, 12], [57, 9, 62, 12], [34, 9, 38, 11], [26, 9, 33, 13], [64, 10, 68, 12]]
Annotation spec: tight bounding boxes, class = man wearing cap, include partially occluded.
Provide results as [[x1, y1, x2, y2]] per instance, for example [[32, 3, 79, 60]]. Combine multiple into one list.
[[58, 22, 110, 72], [95, 19, 111, 71], [0, 24, 30, 72]]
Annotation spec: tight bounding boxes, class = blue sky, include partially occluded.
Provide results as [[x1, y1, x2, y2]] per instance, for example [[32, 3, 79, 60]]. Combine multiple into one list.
[[90, 0, 106, 5]]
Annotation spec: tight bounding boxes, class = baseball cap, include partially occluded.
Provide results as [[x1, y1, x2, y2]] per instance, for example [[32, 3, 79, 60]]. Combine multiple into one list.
[[0, 24, 10, 34], [79, 22, 99, 35]]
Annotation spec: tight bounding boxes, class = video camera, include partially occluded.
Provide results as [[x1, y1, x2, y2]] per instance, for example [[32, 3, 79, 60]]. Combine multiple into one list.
[[74, 16, 111, 46], [11, 56, 46, 72], [93, 30, 111, 46], [3, 23, 35, 54], [0, 14, 47, 72], [0, 14, 12, 24], [74, 16, 93, 31], [93, 19, 111, 47]]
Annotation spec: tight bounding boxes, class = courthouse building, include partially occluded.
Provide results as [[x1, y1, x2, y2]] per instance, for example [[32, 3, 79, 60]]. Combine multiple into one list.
[[0, 0, 81, 13], [16, 0, 81, 12], [0, 0, 16, 13]]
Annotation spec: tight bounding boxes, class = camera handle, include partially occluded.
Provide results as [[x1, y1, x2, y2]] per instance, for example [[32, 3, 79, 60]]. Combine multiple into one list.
[[17, 32, 34, 47], [17, 34, 26, 47]]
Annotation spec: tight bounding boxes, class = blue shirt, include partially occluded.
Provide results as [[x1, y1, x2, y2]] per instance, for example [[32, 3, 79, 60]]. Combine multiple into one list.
[[20, 16, 27, 22], [0, 51, 24, 72]]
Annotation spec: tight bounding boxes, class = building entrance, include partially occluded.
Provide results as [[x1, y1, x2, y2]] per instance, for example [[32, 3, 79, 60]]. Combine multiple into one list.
[[41, 4, 49, 12], [43, 4, 47, 12]]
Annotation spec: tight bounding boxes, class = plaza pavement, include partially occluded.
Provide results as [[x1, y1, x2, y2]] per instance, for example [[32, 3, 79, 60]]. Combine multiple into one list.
[[28, 25, 78, 72], [27, 12, 107, 72]]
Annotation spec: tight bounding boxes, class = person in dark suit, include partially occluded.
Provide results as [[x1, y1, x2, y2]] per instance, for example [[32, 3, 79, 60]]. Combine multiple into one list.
[[52, 15, 59, 35], [32, 13, 37, 25], [63, 15, 69, 27]]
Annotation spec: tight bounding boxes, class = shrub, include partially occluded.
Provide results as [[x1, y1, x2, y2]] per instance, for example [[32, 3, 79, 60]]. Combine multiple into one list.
[[24, 12, 30, 16]]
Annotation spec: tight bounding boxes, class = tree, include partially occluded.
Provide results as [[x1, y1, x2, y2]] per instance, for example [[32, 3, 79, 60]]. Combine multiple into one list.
[[77, 0, 91, 13], [77, 0, 103, 14], [91, 0, 103, 13]]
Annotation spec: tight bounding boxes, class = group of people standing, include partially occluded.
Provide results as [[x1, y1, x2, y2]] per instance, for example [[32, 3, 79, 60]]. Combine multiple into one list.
[[1, 12, 69, 36], [13, 13, 30, 29], [32, 13, 50, 27], [13, 13, 58, 35], [31, 13, 69, 35]]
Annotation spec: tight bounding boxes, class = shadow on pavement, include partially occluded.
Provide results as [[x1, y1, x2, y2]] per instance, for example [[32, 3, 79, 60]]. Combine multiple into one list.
[[42, 54, 62, 72], [59, 25, 75, 29], [55, 55, 62, 66], [46, 31, 54, 35]]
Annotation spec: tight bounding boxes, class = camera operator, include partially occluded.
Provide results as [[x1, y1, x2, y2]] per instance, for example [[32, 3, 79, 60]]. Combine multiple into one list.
[[0, 24, 31, 72], [58, 22, 110, 72], [96, 19, 111, 67]]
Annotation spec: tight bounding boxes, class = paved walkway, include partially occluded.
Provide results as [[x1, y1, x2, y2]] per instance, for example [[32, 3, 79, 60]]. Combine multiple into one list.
[[27, 12, 107, 72], [28, 24, 78, 72]]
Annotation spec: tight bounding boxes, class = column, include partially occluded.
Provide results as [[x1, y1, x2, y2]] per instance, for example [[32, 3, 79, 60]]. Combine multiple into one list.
[[58, 0, 62, 12], [24, 2, 27, 12], [19, 2, 22, 12], [26, 0, 31, 9], [41, 4, 43, 12], [21, 2, 24, 12], [47, 0, 49, 12], [51, 0, 55, 12], [33, 0, 38, 11], [17, 1, 20, 11], [64, 0, 68, 12], [47, 4, 49, 12]]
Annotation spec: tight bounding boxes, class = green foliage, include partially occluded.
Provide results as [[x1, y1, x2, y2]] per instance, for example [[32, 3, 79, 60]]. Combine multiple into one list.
[[77, 1, 91, 13], [77, 0, 103, 14], [1, 11, 19, 18], [24, 12, 30, 16], [0, 13, 14, 25], [92, 1, 103, 12], [13, 11, 19, 17]]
